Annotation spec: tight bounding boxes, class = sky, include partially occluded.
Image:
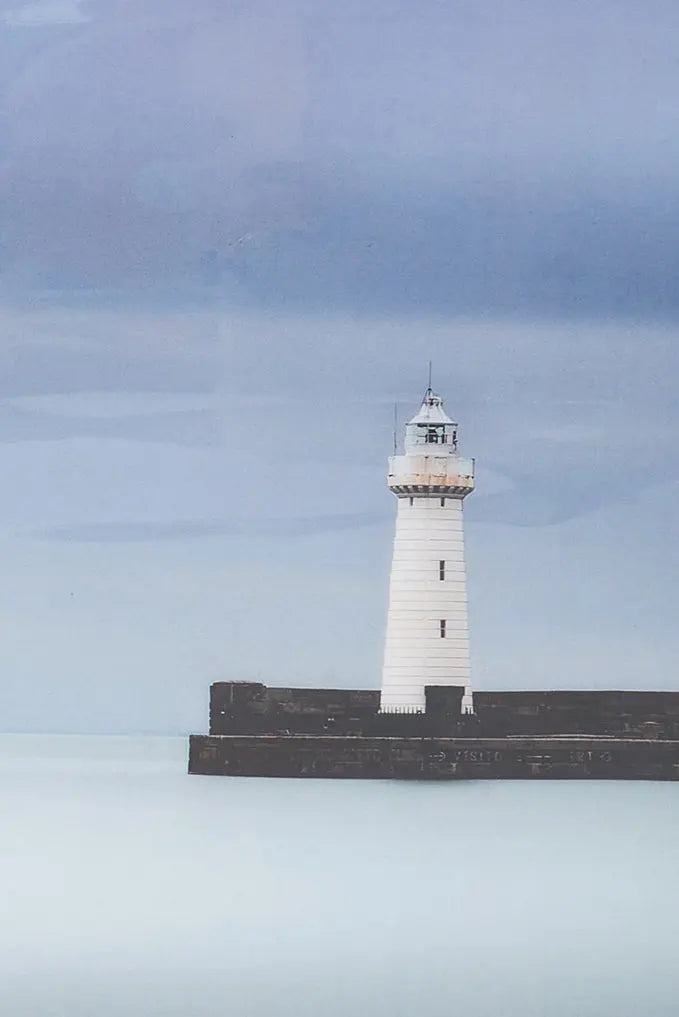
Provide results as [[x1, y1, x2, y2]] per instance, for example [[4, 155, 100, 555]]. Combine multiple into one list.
[[0, 0, 678, 732]]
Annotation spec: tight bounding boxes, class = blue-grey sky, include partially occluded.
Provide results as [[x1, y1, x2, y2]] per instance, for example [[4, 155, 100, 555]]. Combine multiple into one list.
[[0, 0, 677, 732]]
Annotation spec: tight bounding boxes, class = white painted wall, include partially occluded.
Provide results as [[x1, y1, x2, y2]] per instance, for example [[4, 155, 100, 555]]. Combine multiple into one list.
[[380, 496, 473, 713]]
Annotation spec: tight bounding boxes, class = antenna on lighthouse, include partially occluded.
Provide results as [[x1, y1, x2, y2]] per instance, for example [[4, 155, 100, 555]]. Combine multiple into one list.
[[393, 402, 398, 454], [427, 359, 432, 392]]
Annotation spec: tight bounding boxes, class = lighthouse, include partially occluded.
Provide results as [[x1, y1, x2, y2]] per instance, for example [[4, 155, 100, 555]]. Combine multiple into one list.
[[380, 387, 475, 714]]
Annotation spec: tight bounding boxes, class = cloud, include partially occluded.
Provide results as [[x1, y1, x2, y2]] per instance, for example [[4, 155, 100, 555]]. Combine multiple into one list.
[[24, 512, 386, 542], [0, 403, 218, 446], [0, 308, 676, 530], [2, 0, 89, 26], [2, 0, 679, 315], [0, 344, 215, 396]]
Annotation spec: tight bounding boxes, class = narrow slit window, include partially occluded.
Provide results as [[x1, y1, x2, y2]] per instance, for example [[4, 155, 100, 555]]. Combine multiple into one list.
[[409, 496, 414, 506], [440, 619, 446, 638], [440, 497, 445, 507], [439, 560, 445, 580]]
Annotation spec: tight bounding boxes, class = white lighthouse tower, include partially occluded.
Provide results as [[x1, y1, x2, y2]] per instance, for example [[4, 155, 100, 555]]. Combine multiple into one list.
[[380, 386, 475, 714]]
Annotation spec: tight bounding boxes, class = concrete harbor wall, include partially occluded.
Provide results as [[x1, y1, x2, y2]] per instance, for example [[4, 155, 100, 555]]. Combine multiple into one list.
[[208, 682, 679, 740], [189, 733, 679, 780], [188, 682, 679, 780]]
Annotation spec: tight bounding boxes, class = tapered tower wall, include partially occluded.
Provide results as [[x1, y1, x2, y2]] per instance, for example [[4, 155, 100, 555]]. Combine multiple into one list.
[[381, 496, 471, 711]]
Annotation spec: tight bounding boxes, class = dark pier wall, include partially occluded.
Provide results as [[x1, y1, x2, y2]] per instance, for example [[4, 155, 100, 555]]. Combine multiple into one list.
[[190, 682, 679, 781], [208, 682, 679, 740], [209, 682, 382, 736], [189, 734, 679, 781], [473, 691, 679, 739]]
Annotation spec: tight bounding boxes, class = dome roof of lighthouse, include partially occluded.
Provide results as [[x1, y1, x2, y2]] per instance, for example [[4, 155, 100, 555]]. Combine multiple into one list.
[[409, 389, 454, 425]]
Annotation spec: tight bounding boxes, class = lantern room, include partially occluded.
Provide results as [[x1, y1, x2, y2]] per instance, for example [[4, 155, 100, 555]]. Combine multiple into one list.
[[404, 389, 458, 455]]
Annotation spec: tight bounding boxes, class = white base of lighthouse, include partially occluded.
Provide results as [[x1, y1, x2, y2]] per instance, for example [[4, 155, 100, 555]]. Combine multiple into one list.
[[380, 496, 473, 713]]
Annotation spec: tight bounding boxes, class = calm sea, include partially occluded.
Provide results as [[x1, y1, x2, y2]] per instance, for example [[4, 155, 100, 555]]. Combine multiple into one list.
[[1, 734, 678, 1017]]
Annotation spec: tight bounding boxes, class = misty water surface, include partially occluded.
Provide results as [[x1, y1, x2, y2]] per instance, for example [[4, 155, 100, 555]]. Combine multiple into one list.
[[1, 735, 678, 1017]]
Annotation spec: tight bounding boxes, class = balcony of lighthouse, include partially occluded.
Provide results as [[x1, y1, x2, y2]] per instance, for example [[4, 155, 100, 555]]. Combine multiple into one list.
[[387, 454, 475, 497]]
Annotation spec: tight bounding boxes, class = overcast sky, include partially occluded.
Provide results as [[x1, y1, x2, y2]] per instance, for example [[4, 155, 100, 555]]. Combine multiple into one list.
[[0, 0, 677, 733]]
